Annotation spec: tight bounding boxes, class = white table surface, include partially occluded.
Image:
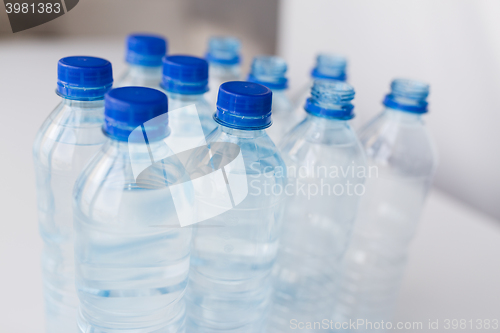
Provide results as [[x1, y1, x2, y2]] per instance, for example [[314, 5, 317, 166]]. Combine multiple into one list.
[[1, 38, 499, 332]]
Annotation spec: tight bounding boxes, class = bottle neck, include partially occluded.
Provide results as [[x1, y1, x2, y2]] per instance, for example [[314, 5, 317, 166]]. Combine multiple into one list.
[[209, 62, 241, 77], [166, 91, 205, 102], [103, 135, 170, 156], [270, 88, 287, 93], [312, 54, 347, 80], [127, 64, 163, 77], [384, 107, 424, 124], [61, 98, 105, 110], [220, 125, 267, 138], [305, 113, 351, 129]]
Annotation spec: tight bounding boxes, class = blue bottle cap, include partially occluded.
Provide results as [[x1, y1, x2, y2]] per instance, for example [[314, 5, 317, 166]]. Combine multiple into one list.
[[304, 79, 355, 120], [383, 79, 430, 113], [214, 81, 273, 130], [205, 36, 241, 65], [247, 55, 288, 90], [311, 54, 347, 81], [104, 87, 169, 142], [126, 34, 168, 67], [161, 55, 209, 95], [57, 56, 113, 101]]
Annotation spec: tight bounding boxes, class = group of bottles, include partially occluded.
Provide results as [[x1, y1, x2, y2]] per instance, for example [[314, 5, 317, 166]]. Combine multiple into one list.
[[33, 33, 438, 333]]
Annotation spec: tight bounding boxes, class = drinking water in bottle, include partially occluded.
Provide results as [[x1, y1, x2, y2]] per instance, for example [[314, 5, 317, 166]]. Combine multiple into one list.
[[205, 36, 242, 108], [115, 33, 167, 88], [73, 87, 193, 332], [186, 81, 287, 332], [161, 55, 217, 152], [292, 54, 347, 126], [247, 55, 294, 144], [268, 80, 366, 333], [334, 79, 438, 332], [33, 56, 113, 332]]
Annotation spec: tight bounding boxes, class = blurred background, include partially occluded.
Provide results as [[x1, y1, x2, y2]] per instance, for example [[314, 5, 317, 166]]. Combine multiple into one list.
[[1, 1, 499, 332]]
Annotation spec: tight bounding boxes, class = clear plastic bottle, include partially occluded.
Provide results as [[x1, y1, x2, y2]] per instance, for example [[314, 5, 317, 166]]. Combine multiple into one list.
[[161, 55, 217, 152], [247, 55, 294, 144], [33, 56, 113, 333], [334, 79, 438, 331], [292, 54, 348, 128], [115, 34, 167, 89], [73, 87, 193, 332], [205, 36, 242, 108], [186, 81, 287, 332], [268, 80, 367, 333]]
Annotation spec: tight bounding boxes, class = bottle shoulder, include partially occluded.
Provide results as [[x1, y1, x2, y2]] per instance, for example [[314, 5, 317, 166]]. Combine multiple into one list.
[[280, 117, 367, 167], [76, 140, 189, 186], [33, 101, 106, 167], [208, 64, 241, 81], [73, 140, 191, 215], [115, 66, 163, 89], [358, 110, 438, 177], [167, 94, 213, 114], [165, 94, 217, 138], [205, 127, 286, 174]]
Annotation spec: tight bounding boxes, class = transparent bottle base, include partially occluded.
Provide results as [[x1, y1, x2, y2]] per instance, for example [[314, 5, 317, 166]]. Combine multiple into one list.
[[76, 303, 186, 333]]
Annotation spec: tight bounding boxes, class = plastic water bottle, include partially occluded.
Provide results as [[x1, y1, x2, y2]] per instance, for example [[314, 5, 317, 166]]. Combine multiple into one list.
[[247, 55, 294, 144], [334, 79, 438, 331], [73, 87, 193, 332], [205, 36, 242, 108], [268, 80, 367, 333], [33, 56, 113, 332], [186, 81, 287, 332], [292, 54, 347, 127], [115, 34, 167, 88], [161, 55, 217, 151], [292, 54, 347, 109]]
